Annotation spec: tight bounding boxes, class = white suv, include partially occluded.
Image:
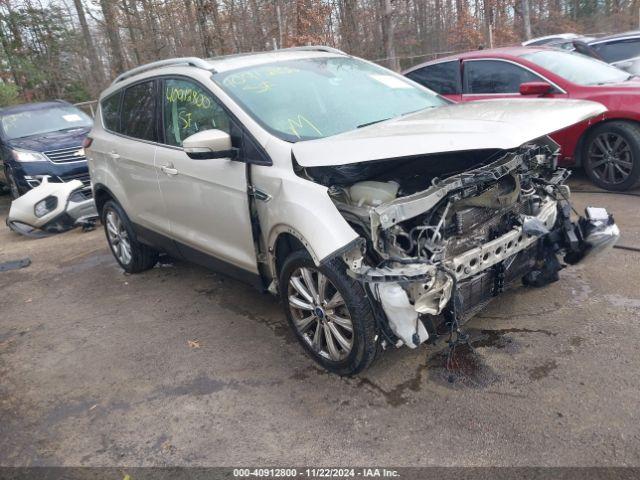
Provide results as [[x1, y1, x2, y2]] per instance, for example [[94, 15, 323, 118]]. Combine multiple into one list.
[[87, 47, 618, 375]]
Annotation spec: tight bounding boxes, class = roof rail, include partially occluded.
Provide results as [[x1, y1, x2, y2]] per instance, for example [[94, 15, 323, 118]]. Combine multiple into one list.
[[281, 45, 347, 55], [112, 57, 213, 84]]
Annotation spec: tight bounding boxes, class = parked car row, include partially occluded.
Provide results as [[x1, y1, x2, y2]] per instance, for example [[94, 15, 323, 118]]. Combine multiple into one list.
[[0, 44, 626, 374], [523, 30, 640, 75], [405, 46, 640, 190]]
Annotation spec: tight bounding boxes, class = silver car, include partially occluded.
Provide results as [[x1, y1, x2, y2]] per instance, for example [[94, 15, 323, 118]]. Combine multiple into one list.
[[87, 47, 619, 375]]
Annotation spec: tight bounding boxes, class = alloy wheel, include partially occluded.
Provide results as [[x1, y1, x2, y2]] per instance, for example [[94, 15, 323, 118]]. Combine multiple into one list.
[[105, 209, 132, 265], [287, 267, 354, 361], [587, 132, 634, 186]]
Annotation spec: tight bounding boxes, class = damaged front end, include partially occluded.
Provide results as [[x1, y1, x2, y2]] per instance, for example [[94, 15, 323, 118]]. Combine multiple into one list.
[[312, 139, 619, 350]]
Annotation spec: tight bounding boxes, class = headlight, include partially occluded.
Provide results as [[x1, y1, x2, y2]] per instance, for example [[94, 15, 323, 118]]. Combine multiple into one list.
[[34, 196, 58, 217], [11, 148, 47, 162]]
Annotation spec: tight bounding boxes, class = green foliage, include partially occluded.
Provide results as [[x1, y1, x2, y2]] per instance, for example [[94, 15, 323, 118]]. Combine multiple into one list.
[[0, 82, 19, 107], [0, 3, 97, 104]]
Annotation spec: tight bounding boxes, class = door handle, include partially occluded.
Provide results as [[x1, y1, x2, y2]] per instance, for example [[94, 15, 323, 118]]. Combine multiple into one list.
[[161, 165, 178, 175], [108, 151, 120, 159]]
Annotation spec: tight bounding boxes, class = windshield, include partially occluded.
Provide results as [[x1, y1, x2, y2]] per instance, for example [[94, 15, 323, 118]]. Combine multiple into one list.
[[213, 57, 446, 142], [0, 105, 92, 140], [521, 50, 630, 85]]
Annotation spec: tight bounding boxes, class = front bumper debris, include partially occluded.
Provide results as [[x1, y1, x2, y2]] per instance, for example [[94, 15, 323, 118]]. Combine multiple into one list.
[[346, 202, 619, 349]]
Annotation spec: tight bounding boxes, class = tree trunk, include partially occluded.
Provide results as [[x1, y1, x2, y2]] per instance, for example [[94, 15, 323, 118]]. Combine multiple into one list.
[[72, 0, 104, 87], [121, 0, 142, 65], [99, 0, 126, 75], [521, 0, 532, 39], [380, 0, 399, 71], [339, 0, 358, 55], [195, 0, 216, 56]]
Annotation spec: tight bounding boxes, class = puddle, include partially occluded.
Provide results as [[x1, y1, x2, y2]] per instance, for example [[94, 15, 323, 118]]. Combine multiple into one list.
[[528, 360, 558, 380], [471, 327, 556, 350], [427, 344, 499, 388], [569, 336, 585, 347]]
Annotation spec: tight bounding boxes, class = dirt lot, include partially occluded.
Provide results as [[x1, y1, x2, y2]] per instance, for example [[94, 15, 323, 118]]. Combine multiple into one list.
[[1, 173, 639, 467]]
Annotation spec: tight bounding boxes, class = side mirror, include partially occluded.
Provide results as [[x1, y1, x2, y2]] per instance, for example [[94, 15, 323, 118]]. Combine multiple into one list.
[[519, 81, 553, 96], [183, 129, 238, 160]]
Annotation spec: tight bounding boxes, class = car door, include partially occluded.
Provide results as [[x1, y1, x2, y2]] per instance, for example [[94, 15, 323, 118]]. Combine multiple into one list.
[[106, 80, 170, 236], [154, 76, 258, 274], [461, 59, 567, 102], [405, 60, 462, 101]]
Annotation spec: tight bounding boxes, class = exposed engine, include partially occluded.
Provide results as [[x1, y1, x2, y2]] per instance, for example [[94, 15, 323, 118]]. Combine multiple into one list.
[[327, 141, 560, 267], [304, 138, 619, 349]]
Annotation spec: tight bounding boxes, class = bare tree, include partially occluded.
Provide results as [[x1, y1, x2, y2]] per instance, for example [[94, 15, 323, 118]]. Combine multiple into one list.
[[99, 0, 126, 74], [380, 0, 399, 71], [521, 0, 532, 39], [72, 0, 104, 89]]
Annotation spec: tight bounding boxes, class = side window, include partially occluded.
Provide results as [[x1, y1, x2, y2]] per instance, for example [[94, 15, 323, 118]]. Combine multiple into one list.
[[162, 78, 230, 147], [464, 60, 542, 94], [101, 92, 121, 132], [591, 39, 640, 63], [406, 61, 461, 95], [121, 81, 157, 141]]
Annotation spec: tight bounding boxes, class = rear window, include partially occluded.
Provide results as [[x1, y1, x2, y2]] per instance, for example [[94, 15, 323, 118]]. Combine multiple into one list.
[[405, 61, 461, 95], [521, 50, 629, 85], [591, 38, 640, 63], [121, 81, 157, 141], [101, 92, 121, 132]]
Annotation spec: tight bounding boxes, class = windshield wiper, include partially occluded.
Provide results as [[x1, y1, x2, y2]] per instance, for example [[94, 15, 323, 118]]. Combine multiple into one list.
[[357, 118, 390, 129], [56, 126, 89, 133]]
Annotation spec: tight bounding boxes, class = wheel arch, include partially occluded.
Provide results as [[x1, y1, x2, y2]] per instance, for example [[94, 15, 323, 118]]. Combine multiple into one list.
[[268, 226, 319, 286], [574, 116, 640, 166], [93, 183, 118, 216]]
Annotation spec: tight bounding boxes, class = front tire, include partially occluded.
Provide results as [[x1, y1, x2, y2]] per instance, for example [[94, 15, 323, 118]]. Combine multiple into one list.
[[583, 121, 640, 191], [279, 249, 378, 375], [5, 168, 21, 199], [102, 200, 158, 273]]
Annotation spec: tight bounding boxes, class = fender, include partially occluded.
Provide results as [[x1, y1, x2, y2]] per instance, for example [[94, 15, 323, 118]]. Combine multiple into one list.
[[89, 162, 132, 217], [258, 171, 359, 279]]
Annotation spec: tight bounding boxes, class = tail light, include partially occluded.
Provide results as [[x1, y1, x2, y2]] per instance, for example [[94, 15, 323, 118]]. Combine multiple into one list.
[[83, 136, 93, 149]]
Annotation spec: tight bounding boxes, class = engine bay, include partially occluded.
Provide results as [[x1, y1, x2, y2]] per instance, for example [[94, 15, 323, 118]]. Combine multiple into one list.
[[298, 137, 620, 350]]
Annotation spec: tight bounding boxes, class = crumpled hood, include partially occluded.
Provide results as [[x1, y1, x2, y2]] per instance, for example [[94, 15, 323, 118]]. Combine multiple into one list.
[[292, 99, 607, 167]]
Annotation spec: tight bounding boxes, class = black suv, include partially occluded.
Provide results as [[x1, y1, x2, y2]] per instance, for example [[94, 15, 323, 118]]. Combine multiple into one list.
[[0, 100, 93, 198]]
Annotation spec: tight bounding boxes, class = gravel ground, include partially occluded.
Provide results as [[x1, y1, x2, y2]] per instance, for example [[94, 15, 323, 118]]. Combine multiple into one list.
[[0, 173, 639, 467]]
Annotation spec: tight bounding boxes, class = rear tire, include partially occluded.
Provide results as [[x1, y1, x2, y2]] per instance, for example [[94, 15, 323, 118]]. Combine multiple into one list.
[[583, 121, 640, 191], [102, 200, 158, 273], [279, 249, 378, 375]]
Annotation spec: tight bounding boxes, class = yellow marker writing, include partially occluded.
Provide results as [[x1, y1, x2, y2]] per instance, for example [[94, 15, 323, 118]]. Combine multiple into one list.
[[288, 115, 322, 138]]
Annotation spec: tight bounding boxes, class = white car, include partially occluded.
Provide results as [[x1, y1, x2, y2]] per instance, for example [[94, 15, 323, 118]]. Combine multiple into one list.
[[522, 33, 581, 46], [86, 47, 619, 375]]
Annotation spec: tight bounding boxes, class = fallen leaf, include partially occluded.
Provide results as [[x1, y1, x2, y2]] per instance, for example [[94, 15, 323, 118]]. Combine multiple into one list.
[[161, 441, 175, 453], [187, 339, 201, 349]]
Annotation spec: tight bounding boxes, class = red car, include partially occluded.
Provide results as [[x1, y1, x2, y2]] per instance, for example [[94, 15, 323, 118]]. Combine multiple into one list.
[[404, 46, 640, 190]]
